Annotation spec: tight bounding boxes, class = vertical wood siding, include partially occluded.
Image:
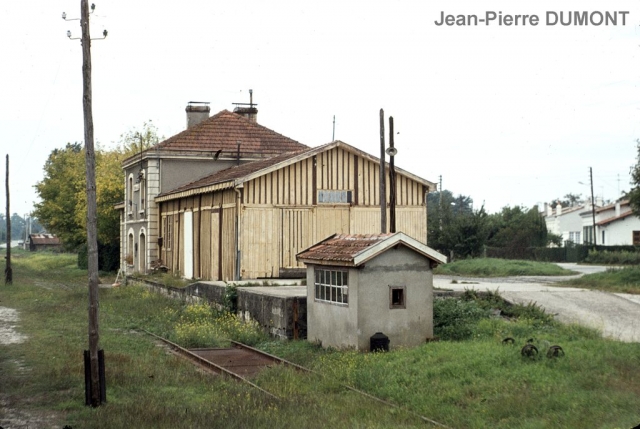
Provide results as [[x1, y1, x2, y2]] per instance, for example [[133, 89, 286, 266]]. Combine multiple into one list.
[[158, 146, 429, 280]]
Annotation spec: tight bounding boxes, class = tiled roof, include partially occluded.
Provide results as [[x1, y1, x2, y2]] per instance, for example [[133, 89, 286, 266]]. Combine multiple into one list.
[[128, 110, 307, 163], [155, 140, 437, 202], [296, 232, 447, 267], [29, 234, 61, 245], [297, 234, 394, 264], [596, 199, 630, 213], [597, 211, 634, 226]]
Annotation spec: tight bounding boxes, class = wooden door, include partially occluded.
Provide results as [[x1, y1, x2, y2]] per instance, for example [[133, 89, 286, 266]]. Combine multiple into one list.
[[280, 208, 314, 269]]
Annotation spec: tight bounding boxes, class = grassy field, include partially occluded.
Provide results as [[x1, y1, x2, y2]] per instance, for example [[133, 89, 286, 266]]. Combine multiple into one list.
[[434, 258, 578, 277], [559, 266, 640, 294], [1, 251, 639, 428]]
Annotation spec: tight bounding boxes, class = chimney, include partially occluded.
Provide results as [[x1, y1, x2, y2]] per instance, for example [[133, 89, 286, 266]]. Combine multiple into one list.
[[545, 203, 552, 217], [555, 203, 562, 216], [233, 89, 258, 123], [615, 201, 621, 217], [186, 101, 210, 129]]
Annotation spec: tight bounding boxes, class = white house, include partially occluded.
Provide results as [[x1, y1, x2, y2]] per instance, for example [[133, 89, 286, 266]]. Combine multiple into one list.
[[586, 200, 640, 245], [544, 203, 590, 245]]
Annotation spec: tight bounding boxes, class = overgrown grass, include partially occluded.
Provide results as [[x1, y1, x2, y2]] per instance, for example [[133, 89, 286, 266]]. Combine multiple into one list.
[[558, 266, 640, 294], [434, 258, 578, 277], [1, 252, 639, 428]]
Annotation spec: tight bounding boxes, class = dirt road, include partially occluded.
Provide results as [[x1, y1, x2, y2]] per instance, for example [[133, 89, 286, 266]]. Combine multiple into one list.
[[434, 264, 640, 342]]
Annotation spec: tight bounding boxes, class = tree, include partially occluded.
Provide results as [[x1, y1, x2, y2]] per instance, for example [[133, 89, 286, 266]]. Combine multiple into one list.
[[10, 213, 25, 241], [428, 191, 488, 258], [33, 143, 85, 249], [487, 205, 550, 249], [119, 120, 161, 158], [628, 140, 640, 217], [33, 143, 125, 250]]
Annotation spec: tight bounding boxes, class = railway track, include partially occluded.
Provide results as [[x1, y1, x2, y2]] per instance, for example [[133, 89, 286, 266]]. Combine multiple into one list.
[[142, 330, 451, 428]]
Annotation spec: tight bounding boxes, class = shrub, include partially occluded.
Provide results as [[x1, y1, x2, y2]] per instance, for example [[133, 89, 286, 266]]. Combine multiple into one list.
[[433, 297, 489, 341], [584, 249, 640, 265]]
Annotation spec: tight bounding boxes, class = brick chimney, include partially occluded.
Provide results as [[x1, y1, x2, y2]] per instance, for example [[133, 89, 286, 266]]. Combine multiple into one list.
[[233, 89, 258, 123], [186, 102, 210, 129]]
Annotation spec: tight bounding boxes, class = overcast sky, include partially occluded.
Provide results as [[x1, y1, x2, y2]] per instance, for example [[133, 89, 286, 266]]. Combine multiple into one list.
[[1, 0, 639, 217]]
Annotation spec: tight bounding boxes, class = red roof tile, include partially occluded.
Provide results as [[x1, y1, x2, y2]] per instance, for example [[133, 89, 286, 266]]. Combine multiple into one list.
[[127, 110, 307, 164], [297, 234, 394, 264]]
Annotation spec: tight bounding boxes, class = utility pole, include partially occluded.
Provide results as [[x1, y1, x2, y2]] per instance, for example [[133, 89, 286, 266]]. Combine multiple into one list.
[[65, 0, 108, 406], [439, 175, 443, 207], [379, 109, 387, 233], [81, 0, 102, 407], [388, 116, 397, 233], [5, 155, 11, 285], [589, 167, 597, 247]]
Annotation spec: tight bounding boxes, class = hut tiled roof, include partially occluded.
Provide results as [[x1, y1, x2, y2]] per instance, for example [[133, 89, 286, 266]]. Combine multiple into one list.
[[297, 232, 447, 267], [125, 110, 307, 164], [296, 234, 393, 264]]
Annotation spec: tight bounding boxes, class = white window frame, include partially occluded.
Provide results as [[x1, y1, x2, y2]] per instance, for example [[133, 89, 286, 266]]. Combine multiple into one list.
[[314, 268, 349, 305], [317, 190, 353, 204]]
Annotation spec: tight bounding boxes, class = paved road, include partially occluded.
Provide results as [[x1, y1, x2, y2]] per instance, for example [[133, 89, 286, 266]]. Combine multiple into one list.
[[434, 264, 640, 342]]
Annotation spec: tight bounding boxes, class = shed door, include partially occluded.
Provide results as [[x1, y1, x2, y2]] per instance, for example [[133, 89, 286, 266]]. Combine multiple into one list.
[[280, 208, 314, 269], [183, 211, 193, 279]]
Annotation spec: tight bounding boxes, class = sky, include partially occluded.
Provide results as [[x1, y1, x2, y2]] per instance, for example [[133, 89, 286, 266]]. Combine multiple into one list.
[[1, 0, 639, 217]]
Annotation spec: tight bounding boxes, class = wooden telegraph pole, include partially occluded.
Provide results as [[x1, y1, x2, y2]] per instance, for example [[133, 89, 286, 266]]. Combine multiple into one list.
[[388, 117, 396, 233], [79, 0, 103, 406], [4, 155, 11, 285], [379, 109, 387, 233], [589, 167, 597, 246]]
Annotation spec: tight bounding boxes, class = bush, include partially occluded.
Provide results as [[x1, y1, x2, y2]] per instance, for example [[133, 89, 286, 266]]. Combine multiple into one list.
[[584, 249, 640, 265], [77, 241, 120, 272], [433, 297, 489, 341]]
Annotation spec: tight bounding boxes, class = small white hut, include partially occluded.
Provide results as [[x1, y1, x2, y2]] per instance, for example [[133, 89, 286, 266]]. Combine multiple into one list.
[[297, 232, 447, 351]]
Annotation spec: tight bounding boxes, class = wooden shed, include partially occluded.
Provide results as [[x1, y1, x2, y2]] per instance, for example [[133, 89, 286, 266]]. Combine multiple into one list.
[[297, 232, 447, 351], [155, 140, 436, 281], [27, 234, 62, 252]]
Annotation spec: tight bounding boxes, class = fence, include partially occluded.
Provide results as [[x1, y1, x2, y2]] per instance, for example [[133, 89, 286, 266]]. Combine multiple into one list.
[[485, 244, 640, 263]]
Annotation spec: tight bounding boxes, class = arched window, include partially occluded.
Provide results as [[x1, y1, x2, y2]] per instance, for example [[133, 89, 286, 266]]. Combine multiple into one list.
[[127, 175, 134, 215], [127, 232, 134, 265], [139, 170, 146, 215]]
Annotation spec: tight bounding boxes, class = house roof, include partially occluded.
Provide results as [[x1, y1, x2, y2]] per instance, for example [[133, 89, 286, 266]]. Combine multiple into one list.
[[546, 205, 585, 218], [596, 199, 630, 213], [155, 140, 437, 202], [29, 234, 61, 245], [296, 232, 447, 267], [123, 110, 307, 166], [597, 211, 634, 226]]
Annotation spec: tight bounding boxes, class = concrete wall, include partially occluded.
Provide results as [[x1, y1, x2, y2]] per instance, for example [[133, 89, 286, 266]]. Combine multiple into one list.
[[357, 246, 433, 350], [306, 245, 434, 351], [160, 159, 238, 192], [237, 288, 307, 340], [133, 279, 306, 339], [601, 216, 640, 245], [306, 266, 360, 349]]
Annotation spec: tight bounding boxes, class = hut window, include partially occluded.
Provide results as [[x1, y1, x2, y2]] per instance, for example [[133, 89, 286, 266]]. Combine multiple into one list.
[[318, 190, 352, 204], [314, 268, 348, 305], [389, 286, 406, 309]]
